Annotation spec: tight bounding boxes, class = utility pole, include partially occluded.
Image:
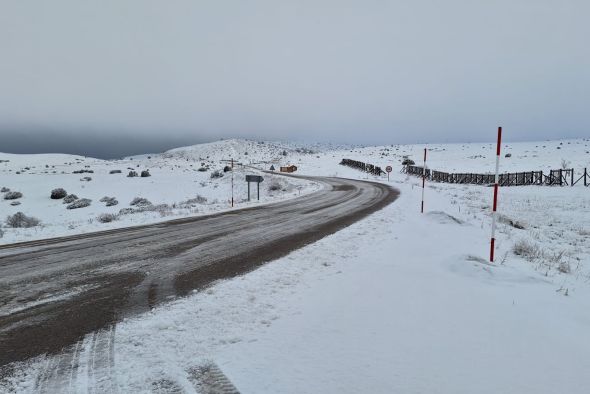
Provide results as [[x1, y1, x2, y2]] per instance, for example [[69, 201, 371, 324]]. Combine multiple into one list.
[[221, 158, 236, 207]]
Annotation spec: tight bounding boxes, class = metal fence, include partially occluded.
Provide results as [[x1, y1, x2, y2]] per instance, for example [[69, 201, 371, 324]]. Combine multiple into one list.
[[403, 165, 589, 187]]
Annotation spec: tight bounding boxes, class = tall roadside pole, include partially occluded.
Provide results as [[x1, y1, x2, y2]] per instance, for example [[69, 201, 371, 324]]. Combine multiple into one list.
[[490, 127, 502, 262], [421, 148, 427, 213], [231, 158, 234, 207]]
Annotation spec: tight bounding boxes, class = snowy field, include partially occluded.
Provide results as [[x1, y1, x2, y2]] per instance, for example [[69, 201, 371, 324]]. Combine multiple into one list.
[[2, 138, 590, 393], [0, 140, 321, 244]]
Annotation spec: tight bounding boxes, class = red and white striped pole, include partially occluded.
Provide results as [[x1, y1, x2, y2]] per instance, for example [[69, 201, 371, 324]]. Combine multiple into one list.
[[421, 148, 427, 213], [490, 127, 502, 262]]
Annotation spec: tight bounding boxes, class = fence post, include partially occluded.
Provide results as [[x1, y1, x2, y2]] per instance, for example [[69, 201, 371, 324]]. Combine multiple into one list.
[[571, 169, 574, 186], [491, 126, 502, 263]]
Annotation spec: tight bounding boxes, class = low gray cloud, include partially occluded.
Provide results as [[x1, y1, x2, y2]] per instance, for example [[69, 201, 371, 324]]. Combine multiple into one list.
[[1, 0, 588, 156]]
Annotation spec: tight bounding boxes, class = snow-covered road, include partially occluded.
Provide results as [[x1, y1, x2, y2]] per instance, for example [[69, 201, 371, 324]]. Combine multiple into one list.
[[0, 175, 398, 368]]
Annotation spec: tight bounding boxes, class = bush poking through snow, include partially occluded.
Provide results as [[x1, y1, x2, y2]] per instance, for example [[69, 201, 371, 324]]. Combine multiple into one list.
[[127, 171, 138, 177], [210, 170, 224, 179], [180, 195, 207, 207], [10, 201, 21, 206], [130, 197, 151, 207], [401, 158, 415, 166], [140, 170, 151, 177], [512, 239, 542, 261], [97, 213, 119, 223], [67, 198, 92, 210], [4, 191, 23, 200], [50, 188, 68, 199], [63, 194, 78, 204], [197, 167, 208, 172], [268, 180, 283, 191], [557, 261, 571, 274], [100, 196, 119, 206], [1, 187, 10, 193], [6, 212, 41, 228], [109, 169, 122, 174]]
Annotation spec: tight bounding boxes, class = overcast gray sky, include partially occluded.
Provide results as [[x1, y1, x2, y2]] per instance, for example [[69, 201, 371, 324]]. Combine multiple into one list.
[[1, 0, 588, 157]]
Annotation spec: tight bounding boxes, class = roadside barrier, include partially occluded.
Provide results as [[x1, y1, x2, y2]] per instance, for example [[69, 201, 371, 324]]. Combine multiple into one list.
[[402, 165, 589, 187], [339, 159, 384, 176]]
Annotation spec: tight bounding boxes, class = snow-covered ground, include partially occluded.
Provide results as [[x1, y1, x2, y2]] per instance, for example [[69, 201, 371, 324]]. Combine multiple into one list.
[[0, 139, 321, 244], [2, 138, 590, 393]]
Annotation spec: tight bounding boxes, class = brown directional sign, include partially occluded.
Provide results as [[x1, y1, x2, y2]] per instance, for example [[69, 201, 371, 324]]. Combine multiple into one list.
[[246, 175, 264, 183]]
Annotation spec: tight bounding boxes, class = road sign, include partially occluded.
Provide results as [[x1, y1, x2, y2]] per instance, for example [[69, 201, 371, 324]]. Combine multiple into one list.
[[246, 175, 264, 201], [246, 175, 264, 183], [385, 166, 392, 173]]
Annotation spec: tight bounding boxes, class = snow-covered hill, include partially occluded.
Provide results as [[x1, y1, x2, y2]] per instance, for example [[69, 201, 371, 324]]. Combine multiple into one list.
[[0, 139, 320, 244]]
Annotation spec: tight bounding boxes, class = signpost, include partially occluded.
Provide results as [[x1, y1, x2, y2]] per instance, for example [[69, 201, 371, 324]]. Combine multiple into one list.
[[385, 165, 392, 181], [246, 175, 264, 201]]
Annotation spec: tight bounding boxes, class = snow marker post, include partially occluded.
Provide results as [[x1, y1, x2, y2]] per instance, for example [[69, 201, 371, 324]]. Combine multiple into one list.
[[421, 148, 427, 213], [490, 127, 502, 262], [231, 158, 234, 208]]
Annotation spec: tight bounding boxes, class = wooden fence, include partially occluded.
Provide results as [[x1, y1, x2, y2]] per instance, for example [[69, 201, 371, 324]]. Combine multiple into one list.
[[340, 159, 384, 176], [403, 165, 590, 187]]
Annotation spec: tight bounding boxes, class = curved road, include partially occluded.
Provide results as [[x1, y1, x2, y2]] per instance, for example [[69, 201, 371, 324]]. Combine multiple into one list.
[[0, 175, 398, 367]]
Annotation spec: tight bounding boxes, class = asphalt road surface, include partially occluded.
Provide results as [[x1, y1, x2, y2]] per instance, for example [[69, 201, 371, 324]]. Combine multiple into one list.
[[0, 175, 398, 367]]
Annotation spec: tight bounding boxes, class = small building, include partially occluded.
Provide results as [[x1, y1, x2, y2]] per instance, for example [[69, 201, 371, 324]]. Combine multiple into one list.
[[280, 165, 298, 173]]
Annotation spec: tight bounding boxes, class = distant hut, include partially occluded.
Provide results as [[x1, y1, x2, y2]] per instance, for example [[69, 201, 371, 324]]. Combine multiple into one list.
[[280, 165, 298, 173]]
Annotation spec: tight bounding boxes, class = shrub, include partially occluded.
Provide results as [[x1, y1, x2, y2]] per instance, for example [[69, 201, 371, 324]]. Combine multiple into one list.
[[100, 196, 119, 206], [67, 198, 92, 210], [80, 177, 92, 182], [127, 171, 138, 177], [118, 208, 135, 215], [130, 197, 151, 207], [50, 188, 68, 199], [181, 195, 207, 206], [109, 170, 122, 174], [10, 201, 21, 206], [401, 158, 415, 166], [4, 191, 23, 200], [558, 261, 571, 274], [268, 180, 282, 191], [210, 170, 224, 179], [97, 213, 118, 223], [6, 212, 41, 228], [140, 170, 151, 177], [223, 166, 231, 172], [63, 194, 78, 204], [197, 167, 208, 172], [1, 187, 9, 193], [512, 239, 541, 261]]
